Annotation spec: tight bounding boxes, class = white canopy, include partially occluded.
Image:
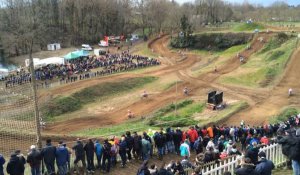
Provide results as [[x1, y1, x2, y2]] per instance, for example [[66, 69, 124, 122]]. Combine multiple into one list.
[[25, 57, 64, 68]]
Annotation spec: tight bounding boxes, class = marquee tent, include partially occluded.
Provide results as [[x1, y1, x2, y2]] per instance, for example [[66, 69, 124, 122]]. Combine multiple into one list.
[[64, 50, 89, 60]]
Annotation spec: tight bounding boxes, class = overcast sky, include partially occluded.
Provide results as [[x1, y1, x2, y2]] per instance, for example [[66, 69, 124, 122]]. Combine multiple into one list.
[[176, 0, 300, 6]]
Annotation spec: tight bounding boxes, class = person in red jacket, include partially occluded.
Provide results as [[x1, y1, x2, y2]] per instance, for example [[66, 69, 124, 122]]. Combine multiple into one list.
[[187, 126, 199, 150]]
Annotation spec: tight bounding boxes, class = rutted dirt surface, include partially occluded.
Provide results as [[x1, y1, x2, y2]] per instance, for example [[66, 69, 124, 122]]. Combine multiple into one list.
[[45, 32, 300, 134]]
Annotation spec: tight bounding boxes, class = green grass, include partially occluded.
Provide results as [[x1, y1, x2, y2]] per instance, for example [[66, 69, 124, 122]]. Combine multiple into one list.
[[72, 100, 197, 136], [269, 107, 299, 124], [42, 77, 158, 120], [134, 42, 158, 58], [148, 101, 205, 127], [233, 22, 265, 31], [220, 43, 248, 57], [260, 33, 290, 54], [198, 102, 249, 126], [219, 38, 297, 87]]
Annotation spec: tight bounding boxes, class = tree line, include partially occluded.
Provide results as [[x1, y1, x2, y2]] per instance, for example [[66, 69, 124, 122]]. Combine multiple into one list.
[[0, 0, 299, 59]]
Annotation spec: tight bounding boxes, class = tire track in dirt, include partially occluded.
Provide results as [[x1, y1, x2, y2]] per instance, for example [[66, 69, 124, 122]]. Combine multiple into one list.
[[225, 45, 300, 125]]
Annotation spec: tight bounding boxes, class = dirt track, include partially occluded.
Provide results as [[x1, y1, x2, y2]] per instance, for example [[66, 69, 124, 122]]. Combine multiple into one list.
[[45, 32, 300, 134]]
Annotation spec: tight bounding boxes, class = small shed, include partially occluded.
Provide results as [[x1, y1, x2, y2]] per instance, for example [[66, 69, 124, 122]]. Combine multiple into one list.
[[47, 43, 61, 51]]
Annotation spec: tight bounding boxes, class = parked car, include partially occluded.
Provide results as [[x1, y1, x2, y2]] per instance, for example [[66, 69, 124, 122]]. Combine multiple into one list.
[[82, 44, 93, 51]]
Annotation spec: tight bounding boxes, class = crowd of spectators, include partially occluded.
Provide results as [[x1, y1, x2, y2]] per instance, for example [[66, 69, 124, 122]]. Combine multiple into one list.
[[1, 50, 160, 88], [0, 114, 299, 175]]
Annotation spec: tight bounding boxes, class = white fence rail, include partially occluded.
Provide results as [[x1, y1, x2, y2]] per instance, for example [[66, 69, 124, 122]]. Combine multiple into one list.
[[198, 143, 287, 175]]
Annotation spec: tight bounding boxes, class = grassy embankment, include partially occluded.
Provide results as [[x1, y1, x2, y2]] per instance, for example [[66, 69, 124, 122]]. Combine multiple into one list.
[[72, 99, 248, 137], [42, 77, 158, 121], [269, 107, 299, 124], [219, 34, 297, 88]]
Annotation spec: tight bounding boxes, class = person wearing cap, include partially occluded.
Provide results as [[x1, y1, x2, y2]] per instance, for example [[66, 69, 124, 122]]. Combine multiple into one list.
[[6, 152, 25, 175], [255, 151, 274, 175], [41, 139, 56, 175], [55, 141, 68, 175], [27, 145, 42, 175]]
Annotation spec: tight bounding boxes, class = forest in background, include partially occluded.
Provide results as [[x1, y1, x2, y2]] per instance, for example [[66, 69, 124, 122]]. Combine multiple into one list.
[[0, 0, 299, 61]]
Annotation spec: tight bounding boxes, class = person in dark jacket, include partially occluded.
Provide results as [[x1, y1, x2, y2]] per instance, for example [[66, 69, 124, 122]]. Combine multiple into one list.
[[235, 157, 258, 175], [41, 139, 56, 175], [27, 145, 42, 175], [6, 152, 25, 175], [154, 132, 165, 160], [255, 151, 274, 175], [102, 139, 112, 173], [245, 142, 259, 165], [133, 132, 142, 160], [173, 161, 185, 175], [119, 136, 127, 167], [84, 139, 95, 173], [0, 154, 5, 175], [72, 138, 86, 174], [125, 131, 134, 161], [174, 129, 182, 155], [55, 141, 69, 175], [157, 162, 173, 175], [137, 160, 151, 175]]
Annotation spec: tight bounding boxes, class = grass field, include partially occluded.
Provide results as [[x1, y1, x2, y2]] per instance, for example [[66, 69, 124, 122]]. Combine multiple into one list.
[[191, 44, 248, 76], [197, 101, 249, 127], [269, 107, 299, 124], [233, 22, 265, 32], [42, 77, 158, 121], [219, 37, 297, 87], [134, 41, 159, 58]]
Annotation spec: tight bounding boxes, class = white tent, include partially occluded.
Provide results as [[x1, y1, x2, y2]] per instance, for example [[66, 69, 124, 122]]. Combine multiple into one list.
[[38, 57, 64, 67], [47, 43, 61, 51], [25, 57, 64, 68], [0, 68, 9, 78], [25, 58, 40, 67]]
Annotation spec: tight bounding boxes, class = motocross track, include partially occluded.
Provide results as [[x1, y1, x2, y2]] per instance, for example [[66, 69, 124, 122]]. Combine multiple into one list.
[[45, 32, 300, 134]]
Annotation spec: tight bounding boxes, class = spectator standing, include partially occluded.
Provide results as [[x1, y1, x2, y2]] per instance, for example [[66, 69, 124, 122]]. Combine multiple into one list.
[[0, 154, 5, 175], [235, 157, 258, 175], [102, 139, 112, 173], [255, 151, 274, 175], [94, 140, 102, 169], [41, 139, 56, 175], [180, 140, 190, 158], [72, 138, 86, 174], [125, 131, 134, 162], [55, 141, 69, 175], [27, 145, 42, 175], [84, 139, 95, 173], [119, 136, 127, 167], [188, 126, 199, 150], [154, 132, 165, 160], [141, 136, 151, 161], [6, 152, 25, 175], [246, 142, 260, 165]]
